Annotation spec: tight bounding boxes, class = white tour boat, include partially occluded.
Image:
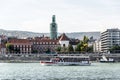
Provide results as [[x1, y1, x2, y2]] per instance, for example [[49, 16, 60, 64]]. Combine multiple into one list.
[[40, 56, 91, 66]]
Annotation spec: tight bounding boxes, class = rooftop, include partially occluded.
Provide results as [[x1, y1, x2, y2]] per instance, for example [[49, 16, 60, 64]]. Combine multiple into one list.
[[59, 33, 69, 41]]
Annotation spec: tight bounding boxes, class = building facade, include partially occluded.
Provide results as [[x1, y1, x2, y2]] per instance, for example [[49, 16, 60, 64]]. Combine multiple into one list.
[[50, 15, 57, 40], [59, 33, 79, 50], [59, 33, 70, 47], [31, 37, 60, 53], [93, 39, 101, 52], [0, 35, 8, 54], [8, 39, 32, 54], [101, 28, 120, 52]]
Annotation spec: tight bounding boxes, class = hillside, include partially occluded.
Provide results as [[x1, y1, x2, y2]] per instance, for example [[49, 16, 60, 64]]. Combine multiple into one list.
[[0, 29, 100, 40]]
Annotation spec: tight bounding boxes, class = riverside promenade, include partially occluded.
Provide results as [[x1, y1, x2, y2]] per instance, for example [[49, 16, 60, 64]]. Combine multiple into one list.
[[0, 53, 120, 62]]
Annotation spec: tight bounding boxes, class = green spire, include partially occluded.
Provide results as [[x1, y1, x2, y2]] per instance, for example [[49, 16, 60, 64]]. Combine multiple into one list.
[[50, 15, 57, 40], [52, 15, 55, 23]]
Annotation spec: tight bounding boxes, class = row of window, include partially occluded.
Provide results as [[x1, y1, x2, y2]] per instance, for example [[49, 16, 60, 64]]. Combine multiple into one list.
[[14, 45, 31, 48], [33, 42, 59, 45]]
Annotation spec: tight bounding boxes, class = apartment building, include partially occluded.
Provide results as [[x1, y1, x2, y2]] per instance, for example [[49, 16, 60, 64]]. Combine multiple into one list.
[[101, 28, 120, 52]]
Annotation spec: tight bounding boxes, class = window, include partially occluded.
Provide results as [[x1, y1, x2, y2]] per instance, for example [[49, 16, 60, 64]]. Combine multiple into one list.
[[43, 42, 45, 44], [37, 42, 38, 44], [63, 44, 65, 47], [53, 42, 55, 44], [40, 42, 42, 44]]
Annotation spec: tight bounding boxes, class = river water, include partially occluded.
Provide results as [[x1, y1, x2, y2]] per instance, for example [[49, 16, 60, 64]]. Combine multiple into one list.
[[0, 63, 120, 80]]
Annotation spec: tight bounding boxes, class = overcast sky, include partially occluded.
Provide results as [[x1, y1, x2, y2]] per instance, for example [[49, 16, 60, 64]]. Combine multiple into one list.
[[0, 0, 120, 33]]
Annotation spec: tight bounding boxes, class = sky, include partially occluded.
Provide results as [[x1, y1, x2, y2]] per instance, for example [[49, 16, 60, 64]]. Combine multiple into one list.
[[0, 0, 120, 33]]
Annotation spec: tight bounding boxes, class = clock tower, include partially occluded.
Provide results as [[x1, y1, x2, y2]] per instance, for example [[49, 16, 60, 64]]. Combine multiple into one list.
[[50, 15, 57, 40]]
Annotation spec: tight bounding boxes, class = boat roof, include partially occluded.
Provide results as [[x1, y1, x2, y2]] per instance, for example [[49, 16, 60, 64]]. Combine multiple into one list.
[[58, 56, 90, 58]]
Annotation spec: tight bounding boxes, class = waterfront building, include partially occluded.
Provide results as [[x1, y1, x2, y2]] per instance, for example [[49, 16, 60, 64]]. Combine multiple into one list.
[[59, 33, 70, 47], [88, 36, 96, 47], [0, 15, 80, 54], [31, 33, 79, 53], [59, 33, 79, 49], [69, 38, 80, 49], [31, 37, 60, 53], [50, 15, 57, 40], [93, 39, 101, 53], [0, 44, 6, 54], [101, 28, 120, 52], [8, 39, 32, 54], [0, 35, 8, 54]]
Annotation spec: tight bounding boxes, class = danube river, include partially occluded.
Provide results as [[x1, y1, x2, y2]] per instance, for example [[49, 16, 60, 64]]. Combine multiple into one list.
[[0, 63, 120, 80]]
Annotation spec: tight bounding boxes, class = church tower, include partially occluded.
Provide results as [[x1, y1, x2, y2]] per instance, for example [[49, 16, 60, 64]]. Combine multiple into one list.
[[50, 15, 57, 40]]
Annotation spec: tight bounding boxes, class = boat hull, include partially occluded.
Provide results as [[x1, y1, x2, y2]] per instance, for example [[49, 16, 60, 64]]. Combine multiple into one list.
[[100, 61, 115, 63], [40, 61, 91, 66]]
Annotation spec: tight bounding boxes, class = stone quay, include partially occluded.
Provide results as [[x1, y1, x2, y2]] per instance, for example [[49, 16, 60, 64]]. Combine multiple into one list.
[[0, 53, 120, 62]]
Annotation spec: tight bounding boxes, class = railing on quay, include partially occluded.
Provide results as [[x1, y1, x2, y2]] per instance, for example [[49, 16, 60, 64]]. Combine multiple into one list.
[[0, 53, 120, 58]]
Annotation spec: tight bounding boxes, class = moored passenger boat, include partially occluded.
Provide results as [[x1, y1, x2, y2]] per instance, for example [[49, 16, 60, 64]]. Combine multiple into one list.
[[40, 56, 91, 66]]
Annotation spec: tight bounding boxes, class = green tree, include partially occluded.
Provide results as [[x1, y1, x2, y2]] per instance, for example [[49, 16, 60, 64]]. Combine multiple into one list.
[[109, 45, 120, 53], [67, 44, 74, 52], [55, 46, 61, 52], [75, 36, 91, 53], [32, 50, 38, 53], [6, 43, 14, 53], [45, 48, 51, 54], [83, 35, 89, 44], [87, 45, 93, 52], [75, 41, 83, 52], [61, 46, 67, 52], [82, 43, 88, 52], [82, 36, 90, 52]]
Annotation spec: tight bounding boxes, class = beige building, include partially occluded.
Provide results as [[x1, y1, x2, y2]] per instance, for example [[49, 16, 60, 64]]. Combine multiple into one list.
[[31, 38, 60, 53], [93, 39, 101, 53], [8, 39, 32, 54]]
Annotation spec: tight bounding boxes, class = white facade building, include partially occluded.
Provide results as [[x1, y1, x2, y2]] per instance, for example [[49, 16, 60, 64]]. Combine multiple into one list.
[[101, 28, 120, 52], [59, 33, 69, 47], [93, 39, 101, 52], [1, 48, 6, 54]]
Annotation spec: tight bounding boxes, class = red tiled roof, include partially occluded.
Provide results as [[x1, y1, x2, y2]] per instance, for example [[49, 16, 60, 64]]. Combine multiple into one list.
[[59, 33, 69, 41], [9, 39, 30, 43]]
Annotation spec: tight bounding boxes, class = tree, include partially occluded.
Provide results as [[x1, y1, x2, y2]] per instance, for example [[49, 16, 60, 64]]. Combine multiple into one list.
[[82, 43, 88, 52], [75, 36, 92, 53], [67, 44, 74, 52], [83, 35, 89, 44], [75, 41, 83, 52], [32, 50, 38, 53], [45, 48, 51, 54], [55, 46, 61, 52], [82, 36, 90, 52], [61, 46, 67, 52], [87, 45, 93, 52], [109, 45, 120, 53], [6, 43, 14, 53]]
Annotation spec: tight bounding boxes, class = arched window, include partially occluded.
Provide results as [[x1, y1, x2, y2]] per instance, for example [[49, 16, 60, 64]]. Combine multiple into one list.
[[63, 44, 65, 47]]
